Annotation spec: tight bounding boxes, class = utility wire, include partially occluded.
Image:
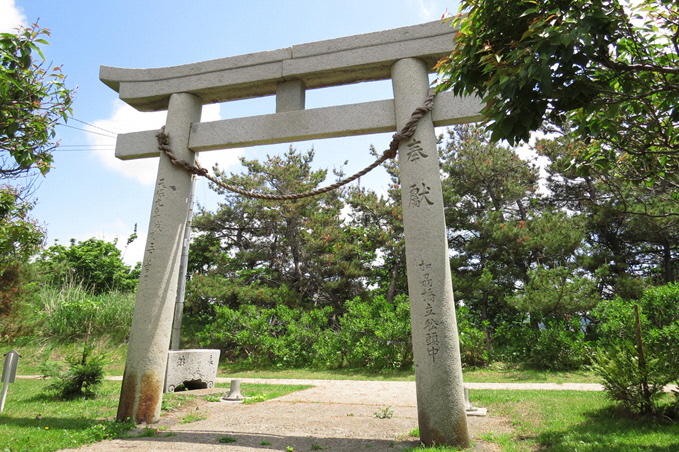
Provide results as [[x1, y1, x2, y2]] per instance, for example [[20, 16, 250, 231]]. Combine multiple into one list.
[[54, 147, 115, 152], [69, 118, 119, 136], [57, 123, 117, 138]]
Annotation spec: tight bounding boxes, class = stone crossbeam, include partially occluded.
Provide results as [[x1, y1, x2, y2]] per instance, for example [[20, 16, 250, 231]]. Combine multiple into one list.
[[101, 21, 457, 112], [115, 92, 482, 160]]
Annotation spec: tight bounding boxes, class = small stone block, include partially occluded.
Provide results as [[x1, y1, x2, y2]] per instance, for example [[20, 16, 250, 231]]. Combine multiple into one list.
[[164, 349, 220, 393], [276, 80, 306, 112], [466, 407, 488, 417]]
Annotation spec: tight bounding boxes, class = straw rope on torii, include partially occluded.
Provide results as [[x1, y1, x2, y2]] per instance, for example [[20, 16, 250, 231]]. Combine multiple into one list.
[[155, 89, 437, 201]]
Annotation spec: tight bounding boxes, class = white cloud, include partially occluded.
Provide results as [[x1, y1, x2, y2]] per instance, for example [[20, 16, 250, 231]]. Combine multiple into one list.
[[90, 101, 241, 186], [83, 101, 246, 264], [415, 0, 450, 21], [0, 0, 26, 33]]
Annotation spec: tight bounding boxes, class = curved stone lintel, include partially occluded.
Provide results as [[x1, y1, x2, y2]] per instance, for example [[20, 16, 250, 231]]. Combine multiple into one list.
[[100, 20, 457, 111]]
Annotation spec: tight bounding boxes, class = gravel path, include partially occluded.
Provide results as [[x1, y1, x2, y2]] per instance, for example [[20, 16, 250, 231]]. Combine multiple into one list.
[[55, 379, 528, 452], [55, 378, 678, 452]]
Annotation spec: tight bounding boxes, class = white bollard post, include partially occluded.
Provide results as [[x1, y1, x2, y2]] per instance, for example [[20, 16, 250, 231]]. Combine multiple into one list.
[[1, 350, 20, 412]]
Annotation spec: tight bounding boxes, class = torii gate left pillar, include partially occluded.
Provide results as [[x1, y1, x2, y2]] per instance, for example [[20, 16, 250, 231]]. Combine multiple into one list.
[[102, 20, 482, 446], [116, 93, 201, 423]]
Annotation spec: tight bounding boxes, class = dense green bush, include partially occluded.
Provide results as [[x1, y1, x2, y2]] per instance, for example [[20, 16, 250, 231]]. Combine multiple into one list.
[[592, 342, 672, 416], [592, 283, 679, 416], [197, 295, 413, 371], [42, 345, 105, 400], [324, 295, 413, 370], [196, 303, 332, 367], [195, 294, 493, 372], [456, 306, 489, 368], [527, 318, 591, 371], [492, 320, 537, 363], [491, 317, 591, 371]]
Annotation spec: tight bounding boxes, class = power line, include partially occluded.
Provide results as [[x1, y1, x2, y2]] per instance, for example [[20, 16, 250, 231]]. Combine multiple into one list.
[[54, 147, 115, 152], [54, 143, 115, 153], [57, 123, 117, 138], [70, 117, 119, 136]]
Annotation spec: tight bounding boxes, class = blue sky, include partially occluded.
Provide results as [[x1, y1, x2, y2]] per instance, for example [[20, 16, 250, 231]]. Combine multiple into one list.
[[1, 0, 459, 265]]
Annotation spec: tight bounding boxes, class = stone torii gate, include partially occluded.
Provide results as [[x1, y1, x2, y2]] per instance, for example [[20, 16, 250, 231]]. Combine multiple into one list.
[[101, 20, 481, 448]]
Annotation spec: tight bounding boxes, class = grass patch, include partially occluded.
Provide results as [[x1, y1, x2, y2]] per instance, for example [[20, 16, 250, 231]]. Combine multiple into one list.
[[373, 406, 394, 419], [0, 376, 313, 451], [400, 390, 679, 451], [0, 379, 133, 452], [179, 412, 207, 424], [217, 363, 599, 384], [6, 339, 128, 376], [472, 390, 679, 451], [463, 362, 598, 384]]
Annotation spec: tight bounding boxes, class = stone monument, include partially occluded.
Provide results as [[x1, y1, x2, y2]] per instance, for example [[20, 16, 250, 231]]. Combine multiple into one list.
[[101, 20, 481, 447]]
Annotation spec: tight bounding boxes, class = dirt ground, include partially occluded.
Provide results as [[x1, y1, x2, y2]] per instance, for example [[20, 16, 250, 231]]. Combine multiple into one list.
[[58, 379, 518, 452]]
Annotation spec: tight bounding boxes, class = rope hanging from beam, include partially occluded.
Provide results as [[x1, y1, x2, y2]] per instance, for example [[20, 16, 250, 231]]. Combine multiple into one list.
[[156, 89, 436, 201]]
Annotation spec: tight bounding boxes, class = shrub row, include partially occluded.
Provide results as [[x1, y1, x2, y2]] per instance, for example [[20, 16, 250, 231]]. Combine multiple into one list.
[[192, 295, 597, 372], [195, 295, 414, 371]]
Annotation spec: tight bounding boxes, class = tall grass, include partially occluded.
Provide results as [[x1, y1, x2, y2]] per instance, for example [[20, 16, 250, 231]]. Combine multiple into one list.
[[34, 283, 135, 343]]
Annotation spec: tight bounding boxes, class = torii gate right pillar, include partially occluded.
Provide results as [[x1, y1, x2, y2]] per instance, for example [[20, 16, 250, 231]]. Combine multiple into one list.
[[392, 58, 470, 448]]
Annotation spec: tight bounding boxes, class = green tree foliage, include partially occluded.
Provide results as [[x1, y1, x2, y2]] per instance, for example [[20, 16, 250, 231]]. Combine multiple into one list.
[[0, 24, 73, 337], [437, 0, 679, 185], [1, 24, 73, 178], [0, 186, 43, 265], [441, 125, 539, 342], [0, 185, 44, 337], [440, 125, 597, 348], [345, 150, 407, 303], [35, 237, 140, 294], [536, 127, 679, 294], [188, 147, 392, 315], [182, 126, 679, 373]]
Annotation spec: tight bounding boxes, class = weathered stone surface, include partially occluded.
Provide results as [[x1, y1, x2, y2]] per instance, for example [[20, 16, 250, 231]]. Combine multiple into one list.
[[115, 91, 482, 160], [392, 58, 470, 448], [291, 20, 454, 58], [116, 93, 203, 424], [276, 80, 306, 113], [100, 21, 456, 111], [164, 349, 220, 393]]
